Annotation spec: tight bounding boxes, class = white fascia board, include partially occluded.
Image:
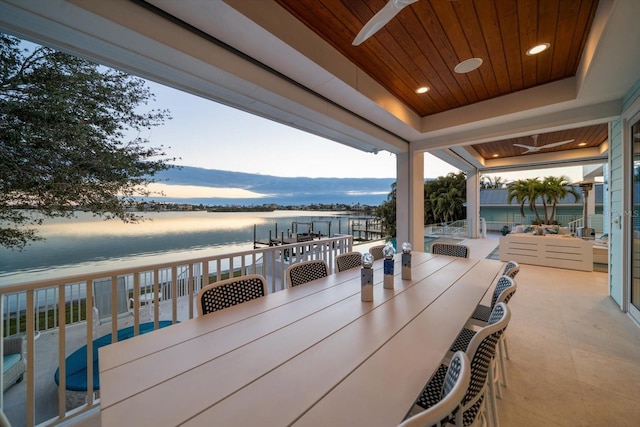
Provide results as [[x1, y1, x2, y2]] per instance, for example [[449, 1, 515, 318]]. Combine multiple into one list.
[[411, 99, 621, 152], [576, 0, 640, 101], [481, 147, 608, 170], [429, 149, 480, 172], [419, 79, 578, 136]]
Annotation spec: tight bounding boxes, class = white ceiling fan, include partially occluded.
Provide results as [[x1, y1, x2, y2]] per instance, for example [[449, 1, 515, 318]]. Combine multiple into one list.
[[513, 134, 575, 154], [352, 0, 419, 46]]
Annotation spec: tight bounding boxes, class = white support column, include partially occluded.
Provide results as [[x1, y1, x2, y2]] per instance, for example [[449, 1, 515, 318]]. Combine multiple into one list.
[[466, 168, 480, 238], [396, 150, 425, 251]]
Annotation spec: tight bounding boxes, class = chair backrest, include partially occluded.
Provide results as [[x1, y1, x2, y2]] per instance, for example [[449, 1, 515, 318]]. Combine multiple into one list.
[[335, 251, 363, 272], [286, 259, 329, 288], [461, 303, 511, 425], [430, 242, 470, 258], [399, 351, 470, 427], [368, 244, 386, 261], [197, 274, 267, 316], [503, 261, 520, 279], [490, 275, 517, 310]]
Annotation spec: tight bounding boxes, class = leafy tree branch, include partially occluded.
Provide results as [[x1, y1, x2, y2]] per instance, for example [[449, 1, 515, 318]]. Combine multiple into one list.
[[0, 35, 176, 249]]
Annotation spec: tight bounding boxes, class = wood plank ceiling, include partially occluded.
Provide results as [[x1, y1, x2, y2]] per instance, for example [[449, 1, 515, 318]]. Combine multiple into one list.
[[274, 0, 603, 161]]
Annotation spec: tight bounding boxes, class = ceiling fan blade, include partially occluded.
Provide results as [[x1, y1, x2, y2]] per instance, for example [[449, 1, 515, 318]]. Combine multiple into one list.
[[540, 139, 575, 149], [352, 0, 418, 46], [513, 144, 534, 149]]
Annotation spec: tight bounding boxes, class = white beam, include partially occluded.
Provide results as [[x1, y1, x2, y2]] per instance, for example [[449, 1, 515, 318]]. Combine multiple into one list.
[[413, 100, 621, 152]]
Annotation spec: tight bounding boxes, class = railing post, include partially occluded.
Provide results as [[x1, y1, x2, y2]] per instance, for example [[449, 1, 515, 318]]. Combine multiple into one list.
[[57, 285, 66, 420]]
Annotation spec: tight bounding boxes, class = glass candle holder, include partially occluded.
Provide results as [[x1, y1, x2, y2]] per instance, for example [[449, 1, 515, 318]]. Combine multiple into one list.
[[361, 253, 374, 301], [401, 242, 412, 280], [383, 243, 395, 289]]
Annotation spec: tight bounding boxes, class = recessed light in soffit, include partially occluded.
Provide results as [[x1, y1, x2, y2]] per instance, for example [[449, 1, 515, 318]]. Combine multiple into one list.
[[526, 43, 550, 56]]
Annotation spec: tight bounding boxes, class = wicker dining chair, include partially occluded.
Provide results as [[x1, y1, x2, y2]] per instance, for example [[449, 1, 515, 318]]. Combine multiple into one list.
[[467, 275, 517, 393], [470, 276, 517, 324], [197, 274, 267, 316], [368, 244, 386, 261], [285, 259, 329, 288], [335, 251, 363, 272], [399, 351, 470, 427], [412, 303, 511, 427], [430, 242, 470, 258], [448, 303, 512, 426], [502, 261, 520, 279]]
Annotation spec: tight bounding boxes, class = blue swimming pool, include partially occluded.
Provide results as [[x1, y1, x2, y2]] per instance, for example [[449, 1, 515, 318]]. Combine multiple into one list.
[[54, 320, 174, 391]]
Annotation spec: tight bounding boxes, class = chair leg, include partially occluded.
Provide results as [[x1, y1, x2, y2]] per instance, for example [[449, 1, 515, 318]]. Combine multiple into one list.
[[498, 337, 509, 388], [487, 360, 500, 427], [503, 334, 510, 360], [493, 348, 503, 399]]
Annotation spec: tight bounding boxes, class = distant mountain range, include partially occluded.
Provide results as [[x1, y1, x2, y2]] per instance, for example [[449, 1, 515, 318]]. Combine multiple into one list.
[[151, 166, 396, 206]]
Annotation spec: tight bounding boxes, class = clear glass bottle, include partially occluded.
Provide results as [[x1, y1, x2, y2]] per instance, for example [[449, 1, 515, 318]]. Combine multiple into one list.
[[383, 243, 395, 289], [361, 253, 374, 301], [401, 242, 412, 280]]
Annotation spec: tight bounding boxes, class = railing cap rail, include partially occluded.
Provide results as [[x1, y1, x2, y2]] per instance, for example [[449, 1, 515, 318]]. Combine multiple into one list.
[[0, 235, 352, 293]]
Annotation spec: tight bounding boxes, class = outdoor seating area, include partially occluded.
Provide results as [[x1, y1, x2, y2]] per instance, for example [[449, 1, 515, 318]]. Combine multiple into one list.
[[499, 233, 594, 271], [2, 336, 25, 392]]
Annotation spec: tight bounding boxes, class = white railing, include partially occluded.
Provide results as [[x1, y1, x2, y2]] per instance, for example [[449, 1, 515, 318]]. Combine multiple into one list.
[[0, 235, 353, 427], [424, 220, 468, 239], [568, 218, 583, 234]]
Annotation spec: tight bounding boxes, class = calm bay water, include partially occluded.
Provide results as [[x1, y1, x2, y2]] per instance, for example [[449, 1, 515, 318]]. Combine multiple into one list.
[[0, 210, 366, 284]]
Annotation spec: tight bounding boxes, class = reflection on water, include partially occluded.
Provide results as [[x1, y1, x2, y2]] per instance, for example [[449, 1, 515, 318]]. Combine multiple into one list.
[[38, 212, 269, 236], [0, 210, 362, 284]]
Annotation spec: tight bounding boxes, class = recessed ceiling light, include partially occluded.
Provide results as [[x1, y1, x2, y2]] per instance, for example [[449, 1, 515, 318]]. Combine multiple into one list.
[[578, 142, 587, 147], [415, 86, 430, 94], [492, 154, 499, 158], [526, 43, 550, 56], [454, 58, 483, 74]]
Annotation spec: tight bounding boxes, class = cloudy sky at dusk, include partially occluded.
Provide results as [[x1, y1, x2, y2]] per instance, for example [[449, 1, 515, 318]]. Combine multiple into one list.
[[143, 81, 583, 183], [143, 81, 458, 180]]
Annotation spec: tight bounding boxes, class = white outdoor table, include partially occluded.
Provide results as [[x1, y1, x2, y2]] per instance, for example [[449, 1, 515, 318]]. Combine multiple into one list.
[[99, 252, 504, 427]]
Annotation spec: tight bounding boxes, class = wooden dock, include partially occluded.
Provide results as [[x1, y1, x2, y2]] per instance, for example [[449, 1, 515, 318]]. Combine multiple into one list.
[[253, 218, 385, 248], [253, 221, 328, 248], [351, 218, 385, 241]]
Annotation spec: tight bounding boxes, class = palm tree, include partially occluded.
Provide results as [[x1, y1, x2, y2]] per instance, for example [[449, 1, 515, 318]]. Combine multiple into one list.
[[428, 192, 441, 222], [424, 172, 466, 224], [507, 178, 543, 223], [480, 175, 506, 189], [431, 188, 462, 223], [375, 182, 397, 237], [541, 175, 581, 224]]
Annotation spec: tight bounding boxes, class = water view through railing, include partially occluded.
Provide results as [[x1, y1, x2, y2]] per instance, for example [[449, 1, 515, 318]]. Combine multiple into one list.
[[0, 210, 374, 283], [0, 233, 358, 427], [0, 210, 385, 426]]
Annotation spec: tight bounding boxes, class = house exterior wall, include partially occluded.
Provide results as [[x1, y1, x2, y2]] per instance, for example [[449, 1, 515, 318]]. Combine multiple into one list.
[[611, 78, 640, 308], [479, 206, 584, 225], [609, 117, 623, 305]]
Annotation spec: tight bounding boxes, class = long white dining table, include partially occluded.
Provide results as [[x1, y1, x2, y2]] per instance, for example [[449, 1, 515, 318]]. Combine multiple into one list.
[[98, 252, 504, 427]]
